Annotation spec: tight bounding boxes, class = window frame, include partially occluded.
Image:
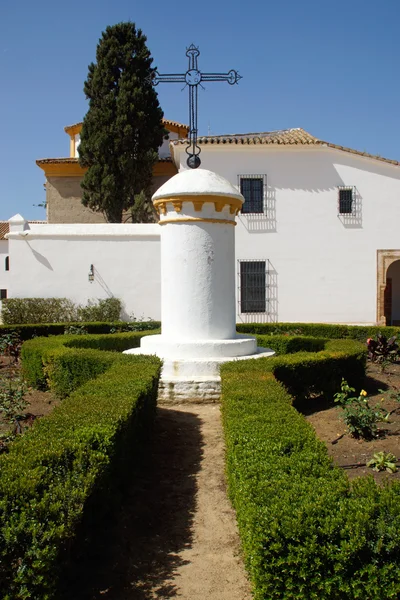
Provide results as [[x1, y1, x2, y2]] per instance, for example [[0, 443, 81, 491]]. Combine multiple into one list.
[[238, 259, 268, 314], [338, 186, 355, 215], [238, 174, 266, 214]]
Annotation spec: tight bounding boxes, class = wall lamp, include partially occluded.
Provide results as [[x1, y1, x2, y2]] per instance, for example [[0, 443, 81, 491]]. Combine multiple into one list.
[[88, 264, 95, 283]]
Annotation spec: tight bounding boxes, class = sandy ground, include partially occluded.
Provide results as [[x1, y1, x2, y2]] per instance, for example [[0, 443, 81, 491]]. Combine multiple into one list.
[[62, 404, 252, 600]]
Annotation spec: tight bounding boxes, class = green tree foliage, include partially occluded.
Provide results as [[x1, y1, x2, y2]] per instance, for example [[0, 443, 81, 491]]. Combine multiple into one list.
[[78, 22, 166, 223]]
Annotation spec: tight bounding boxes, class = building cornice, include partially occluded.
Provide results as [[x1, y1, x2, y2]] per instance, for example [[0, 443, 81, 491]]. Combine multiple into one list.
[[36, 157, 177, 178]]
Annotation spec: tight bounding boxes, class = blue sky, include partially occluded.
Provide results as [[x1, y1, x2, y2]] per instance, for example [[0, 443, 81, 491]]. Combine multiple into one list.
[[0, 0, 399, 220]]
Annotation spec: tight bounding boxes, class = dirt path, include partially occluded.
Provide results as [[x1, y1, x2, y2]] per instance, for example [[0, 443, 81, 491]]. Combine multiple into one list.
[[63, 404, 252, 600]]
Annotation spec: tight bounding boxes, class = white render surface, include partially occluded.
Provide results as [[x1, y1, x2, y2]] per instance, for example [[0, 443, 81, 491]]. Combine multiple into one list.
[[172, 144, 400, 324], [6, 218, 161, 321]]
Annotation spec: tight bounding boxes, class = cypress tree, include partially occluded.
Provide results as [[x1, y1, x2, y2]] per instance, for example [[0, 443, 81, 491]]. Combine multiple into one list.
[[78, 23, 166, 223]]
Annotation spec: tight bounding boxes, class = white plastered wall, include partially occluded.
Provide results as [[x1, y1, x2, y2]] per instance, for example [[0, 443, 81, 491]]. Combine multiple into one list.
[[0, 240, 10, 298], [173, 144, 400, 324], [7, 223, 161, 321]]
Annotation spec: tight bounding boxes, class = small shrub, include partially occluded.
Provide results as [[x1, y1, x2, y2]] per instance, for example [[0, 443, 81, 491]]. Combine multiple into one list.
[[333, 378, 358, 406], [367, 451, 398, 473], [76, 298, 122, 322], [342, 399, 381, 440], [334, 380, 382, 440], [367, 334, 400, 363], [0, 332, 21, 363], [2, 297, 77, 324], [0, 377, 27, 422], [1, 298, 123, 325]]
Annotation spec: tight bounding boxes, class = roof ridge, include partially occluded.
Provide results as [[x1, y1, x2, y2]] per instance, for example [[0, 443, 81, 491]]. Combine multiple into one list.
[[64, 117, 189, 133]]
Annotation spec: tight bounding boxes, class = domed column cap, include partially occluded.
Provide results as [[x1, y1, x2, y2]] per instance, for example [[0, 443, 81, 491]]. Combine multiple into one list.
[[152, 169, 244, 220]]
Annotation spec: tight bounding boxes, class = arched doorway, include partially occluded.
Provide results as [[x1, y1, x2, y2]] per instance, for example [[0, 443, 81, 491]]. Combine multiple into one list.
[[376, 249, 400, 325], [385, 260, 400, 325], [377, 250, 400, 325]]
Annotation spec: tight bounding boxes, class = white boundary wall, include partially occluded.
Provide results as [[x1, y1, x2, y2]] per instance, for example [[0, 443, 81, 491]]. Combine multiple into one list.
[[6, 219, 161, 321]]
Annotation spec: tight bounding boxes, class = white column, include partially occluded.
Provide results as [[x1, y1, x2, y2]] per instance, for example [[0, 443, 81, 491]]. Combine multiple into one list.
[[154, 169, 243, 341]]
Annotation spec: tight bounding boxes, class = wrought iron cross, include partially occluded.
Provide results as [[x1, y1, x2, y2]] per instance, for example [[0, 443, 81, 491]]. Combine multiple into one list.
[[152, 44, 242, 168]]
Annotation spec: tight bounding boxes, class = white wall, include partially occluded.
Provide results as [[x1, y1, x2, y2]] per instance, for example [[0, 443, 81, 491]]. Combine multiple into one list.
[[0, 240, 10, 297], [75, 129, 178, 159], [7, 223, 161, 321], [159, 130, 178, 159], [74, 134, 80, 157], [174, 145, 400, 324]]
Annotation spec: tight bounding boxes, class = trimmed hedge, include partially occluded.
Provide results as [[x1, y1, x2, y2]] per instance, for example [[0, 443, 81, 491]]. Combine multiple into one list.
[[221, 341, 400, 599], [256, 334, 326, 355], [238, 322, 400, 342], [21, 331, 153, 393], [0, 347, 161, 599], [0, 320, 160, 342]]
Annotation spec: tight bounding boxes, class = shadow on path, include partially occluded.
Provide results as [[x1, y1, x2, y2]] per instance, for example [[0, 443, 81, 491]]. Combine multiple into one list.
[[60, 407, 203, 599]]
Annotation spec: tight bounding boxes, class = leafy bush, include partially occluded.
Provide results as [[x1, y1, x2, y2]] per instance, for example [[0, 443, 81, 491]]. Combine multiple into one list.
[[367, 451, 398, 473], [1, 297, 123, 325], [341, 399, 381, 440], [76, 298, 122, 322], [0, 331, 22, 363], [367, 334, 400, 363], [221, 350, 400, 599], [2, 298, 77, 324], [0, 351, 161, 599]]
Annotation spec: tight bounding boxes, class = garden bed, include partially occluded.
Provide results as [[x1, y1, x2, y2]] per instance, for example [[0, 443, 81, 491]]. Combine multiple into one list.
[[303, 360, 400, 484], [0, 356, 59, 452]]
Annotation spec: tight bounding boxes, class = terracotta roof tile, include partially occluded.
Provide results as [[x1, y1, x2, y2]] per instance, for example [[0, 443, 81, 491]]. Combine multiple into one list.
[[172, 128, 400, 166], [0, 222, 9, 240], [64, 118, 189, 134], [36, 157, 172, 165], [36, 158, 79, 165]]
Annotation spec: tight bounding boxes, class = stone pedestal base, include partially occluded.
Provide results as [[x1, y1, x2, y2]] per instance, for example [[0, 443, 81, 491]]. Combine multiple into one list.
[[124, 340, 275, 403]]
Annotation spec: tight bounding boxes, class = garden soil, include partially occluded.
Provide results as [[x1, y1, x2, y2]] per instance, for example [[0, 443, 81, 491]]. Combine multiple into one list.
[[303, 361, 400, 484]]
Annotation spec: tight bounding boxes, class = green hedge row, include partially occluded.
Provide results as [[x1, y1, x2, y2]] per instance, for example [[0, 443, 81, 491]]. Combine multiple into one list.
[[0, 320, 160, 342], [255, 334, 326, 355], [221, 341, 400, 599], [237, 322, 400, 341], [21, 331, 148, 393], [0, 347, 161, 599]]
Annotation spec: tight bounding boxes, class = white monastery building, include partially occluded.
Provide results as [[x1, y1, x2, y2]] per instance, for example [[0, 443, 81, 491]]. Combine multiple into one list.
[[3, 121, 400, 326]]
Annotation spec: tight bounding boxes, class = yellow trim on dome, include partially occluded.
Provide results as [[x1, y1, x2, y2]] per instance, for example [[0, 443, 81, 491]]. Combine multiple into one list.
[[159, 217, 236, 226], [153, 195, 243, 216]]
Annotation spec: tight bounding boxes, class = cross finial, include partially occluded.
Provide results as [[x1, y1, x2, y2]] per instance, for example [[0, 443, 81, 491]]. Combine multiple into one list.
[[152, 45, 242, 168]]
